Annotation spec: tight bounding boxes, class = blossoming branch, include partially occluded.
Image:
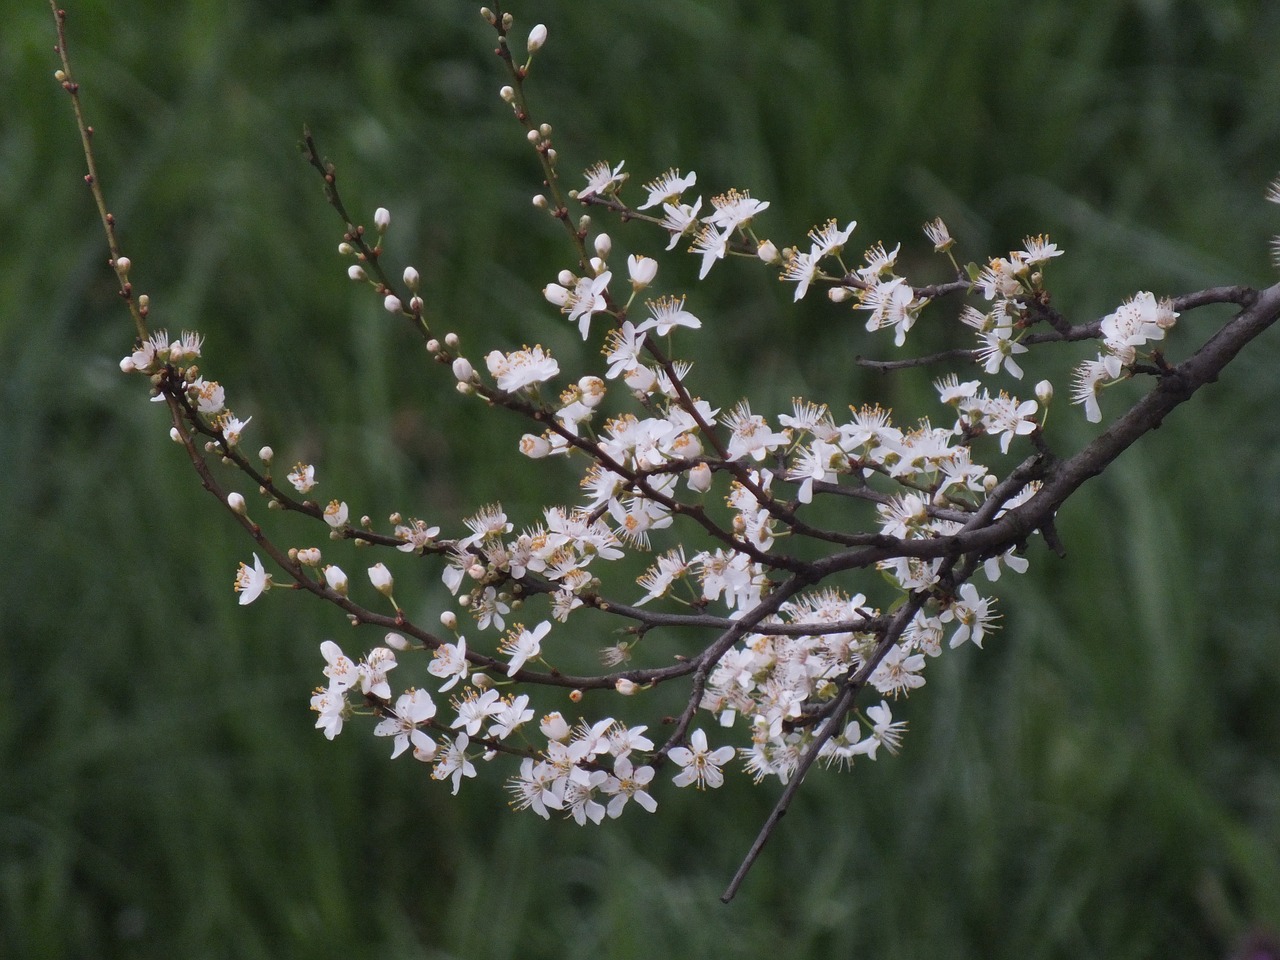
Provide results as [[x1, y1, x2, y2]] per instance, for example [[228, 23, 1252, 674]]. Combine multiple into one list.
[[49, 0, 1280, 901]]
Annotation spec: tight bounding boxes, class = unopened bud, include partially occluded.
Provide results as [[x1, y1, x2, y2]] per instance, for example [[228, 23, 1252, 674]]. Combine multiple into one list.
[[527, 23, 547, 52], [259, 446, 273, 464], [500, 85, 516, 103], [384, 294, 403, 314], [348, 265, 366, 281], [615, 678, 638, 696], [384, 631, 410, 651], [368, 562, 394, 597], [169, 426, 182, 443], [569, 689, 583, 703], [519, 433, 552, 458], [440, 610, 458, 630], [115, 256, 131, 274], [1035, 379, 1054, 405], [452, 357, 474, 382], [403, 266, 419, 289], [338, 242, 354, 255], [594, 234, 612, 259], [472, 672, 493, 690], [227, 492, 247, 515], [532, 194, 549, 209], [374, 207, 391, 231], [688, 462, 713, 493], [323, 564, 349, 596]]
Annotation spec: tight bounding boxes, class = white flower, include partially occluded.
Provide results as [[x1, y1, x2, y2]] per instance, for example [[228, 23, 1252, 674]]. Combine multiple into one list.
[[669, 729, 736, 789], [428, 638, 469, 691], [852, 701, 907, 759], [869, 643, 927, 698], [941, 583, 998, 648], [233, 553, 272, 605], [602, 757, 657, 817], [320, 640, 358, 693], [485, 344, 560, 392], [309, 688, 347, 740], [433, 734, 476, 795], [579, 160, 626, 199], [637, 168, 696, 210], [1070, 358, 1109, 423], [288, 462, 317, 493], [636, 295, 700, 336], [323, 500, 349, 529], [500, 621, 552, 676], [374, 689, 438, 759], [450, 688, 503, 736]]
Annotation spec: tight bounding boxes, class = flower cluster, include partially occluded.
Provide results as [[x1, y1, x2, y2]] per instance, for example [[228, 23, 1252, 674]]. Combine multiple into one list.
[[1070, 292, 1179, 422]]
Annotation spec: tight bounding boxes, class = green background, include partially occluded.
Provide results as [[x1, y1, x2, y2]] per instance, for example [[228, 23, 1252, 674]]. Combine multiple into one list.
[[4, 0, 1280, 956]]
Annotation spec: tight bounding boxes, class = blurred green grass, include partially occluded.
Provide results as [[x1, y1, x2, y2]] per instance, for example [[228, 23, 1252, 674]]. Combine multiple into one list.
[[3, 0, 1280, 956]]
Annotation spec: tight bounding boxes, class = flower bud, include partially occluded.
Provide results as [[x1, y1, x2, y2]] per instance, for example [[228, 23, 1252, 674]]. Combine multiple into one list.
[[520, 433, 552, 458], [1035, 379, 1054, 405], [444, 333, 460, 348], [403, 266, 420, 289], [757, 240, 780, 264], [374, 207, 391, 231], [472, 672, 493, 690], [440, 610, 458, 630], [828, 287, 852, 303], [594, 234, 612, 259], [348, 265, 366, 281], [169, 427, 182, 443], [557, 269, 575, 287], [384, 631, 410, 651], [323, 564, 349, 596], [259, 445, 274, 464], [120, 356, 137, 374], [368, 562, 394, 597], [527, 23, 547, 52], [578, 376, 606, 407], [297, 547, 322, 566], [542, 283, 570, 307], [115, 256, 131, 274], [227, 492, 247, 515], [615, 678, 638, 696], [569, 689, 583, 703], [688, 462, 713, 493], [452, 357, 474, 382], [532, 194, 549, 209], [627, 254, 658, 289], [384, 294, 403, 313]]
